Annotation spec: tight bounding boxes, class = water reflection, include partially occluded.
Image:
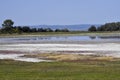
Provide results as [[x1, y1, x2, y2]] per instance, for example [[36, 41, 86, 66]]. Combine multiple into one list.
[[98, 36, 120, 39], [0, 35, 120, 43], [89, 36, 96, 39]]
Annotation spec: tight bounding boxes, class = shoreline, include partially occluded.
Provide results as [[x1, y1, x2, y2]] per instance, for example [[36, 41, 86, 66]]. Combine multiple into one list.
[[0, 32, 120, 38], [0, 40, 120, 45]]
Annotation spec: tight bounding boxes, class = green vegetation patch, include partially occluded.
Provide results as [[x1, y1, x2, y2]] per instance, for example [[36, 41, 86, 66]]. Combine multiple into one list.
[[0, 59, 120, 80], [0, 31, 120, 38]]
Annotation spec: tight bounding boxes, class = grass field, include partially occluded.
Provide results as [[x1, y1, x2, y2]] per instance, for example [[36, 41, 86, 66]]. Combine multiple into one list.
[[0, 31, 120, 37], [0, 60, 120, 80]]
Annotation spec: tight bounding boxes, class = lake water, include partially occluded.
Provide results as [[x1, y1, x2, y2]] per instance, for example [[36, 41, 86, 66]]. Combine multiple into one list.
[[0, 35, 120, 43]]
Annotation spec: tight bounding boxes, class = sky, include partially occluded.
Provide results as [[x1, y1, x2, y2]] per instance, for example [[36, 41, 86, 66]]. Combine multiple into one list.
[[0, 0, 120, 26]]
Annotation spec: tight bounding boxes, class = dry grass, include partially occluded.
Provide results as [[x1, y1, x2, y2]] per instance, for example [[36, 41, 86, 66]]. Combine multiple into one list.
[[23, 53, 118, 61], [92, 56, 114, 61], [47, 54, 79, 61]]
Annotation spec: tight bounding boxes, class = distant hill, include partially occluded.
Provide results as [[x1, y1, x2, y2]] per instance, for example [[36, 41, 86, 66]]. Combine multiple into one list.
[[30, 24, 101, 31]]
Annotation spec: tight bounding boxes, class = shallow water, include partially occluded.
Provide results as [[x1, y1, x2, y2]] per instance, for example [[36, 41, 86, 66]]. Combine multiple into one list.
[[0, 35, 120, 43]]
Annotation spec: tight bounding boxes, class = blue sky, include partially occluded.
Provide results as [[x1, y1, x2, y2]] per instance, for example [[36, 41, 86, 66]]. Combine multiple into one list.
[[0, 0, 120, 25]]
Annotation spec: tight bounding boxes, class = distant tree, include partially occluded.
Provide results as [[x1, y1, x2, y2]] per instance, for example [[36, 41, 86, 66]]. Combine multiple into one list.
[[55, 28, 69, 32], [14, 26, 23, 34], [2, 19, 14, 34], [55, 29, 61, 32], [45, 28, 53, 32], [31, 28, 37, 32], [17, 26, 23, 33], [116, 22, 120, 31], [61, 28, 69, 32], [41, 28, 47, 32], [97, 22, 120, 31], [38, 28, 44, 32], [88, 25, 97, 32], [97, 27, 102, 31], [22, 26, 30, 32], [2, 19, 14, 28]]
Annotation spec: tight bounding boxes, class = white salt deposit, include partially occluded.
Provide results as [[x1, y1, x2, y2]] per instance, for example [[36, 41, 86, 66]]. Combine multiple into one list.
[[0, 43, 120, 52], [0, 54, 50, 62], [14, 57, 50, 62], [0, 43, 120, 58], [0, 54, 23, 59]]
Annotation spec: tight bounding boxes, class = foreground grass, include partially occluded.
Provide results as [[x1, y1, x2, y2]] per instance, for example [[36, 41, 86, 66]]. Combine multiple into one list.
[[0, 60, 120, 80]]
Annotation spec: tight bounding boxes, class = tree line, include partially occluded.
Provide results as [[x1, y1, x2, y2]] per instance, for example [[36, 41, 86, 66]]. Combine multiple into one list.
[[0, 19, 69, 34], [1, 19, 120, 34], [88, 22, 120, 32]]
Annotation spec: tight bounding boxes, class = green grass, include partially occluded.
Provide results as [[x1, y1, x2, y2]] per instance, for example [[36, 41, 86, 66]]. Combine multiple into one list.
[[0, 60, 120, 80], [0, 31, 120, 37]]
